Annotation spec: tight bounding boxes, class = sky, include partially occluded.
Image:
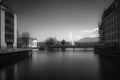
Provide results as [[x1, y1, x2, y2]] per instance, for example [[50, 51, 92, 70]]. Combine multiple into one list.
[[5, 0, 113, 42]]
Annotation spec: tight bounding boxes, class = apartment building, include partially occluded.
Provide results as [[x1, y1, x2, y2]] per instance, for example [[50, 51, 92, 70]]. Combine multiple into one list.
[[0, 1, 17, 49], [99, 0, 120, 48]]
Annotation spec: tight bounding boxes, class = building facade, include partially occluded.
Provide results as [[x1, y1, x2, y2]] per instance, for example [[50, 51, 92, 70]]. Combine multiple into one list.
[[99, 0, 120, 48], [0, 1, 17, 49], [29, 38, 38, 48]]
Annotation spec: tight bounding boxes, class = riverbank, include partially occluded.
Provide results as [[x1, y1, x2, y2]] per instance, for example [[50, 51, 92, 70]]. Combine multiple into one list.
[[94, 47, 120, 58], [0, 48, 32, 68], [0, 48, 32, 54]]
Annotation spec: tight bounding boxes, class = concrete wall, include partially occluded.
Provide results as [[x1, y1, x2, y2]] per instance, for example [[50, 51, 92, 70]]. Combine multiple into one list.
[[0, 5, 17, 49], [0, 10, 6, 49], [13, 14, 17, 48]]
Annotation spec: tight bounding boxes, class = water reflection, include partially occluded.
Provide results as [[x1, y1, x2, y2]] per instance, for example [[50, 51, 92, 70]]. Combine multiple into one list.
[[14, 64, 18, 80], [99, 56, 120, 80], [0, 50, 120, 80], [0, 69, 6, 80], [30, 50, 99, 80], [0, 65, 14, 80]]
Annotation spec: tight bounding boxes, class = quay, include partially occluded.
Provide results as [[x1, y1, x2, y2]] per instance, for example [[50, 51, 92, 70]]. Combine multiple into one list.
[[94, 47, 120, 58], [0, 48, 32, 54], [0, 48, 32, 67]]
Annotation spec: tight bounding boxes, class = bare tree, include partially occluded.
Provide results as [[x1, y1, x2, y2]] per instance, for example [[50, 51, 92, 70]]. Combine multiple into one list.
[[21, 32, 30, 48], [61, 39, 66, 46], [21, 32, 30, 38], [45, 37, 58, 46]]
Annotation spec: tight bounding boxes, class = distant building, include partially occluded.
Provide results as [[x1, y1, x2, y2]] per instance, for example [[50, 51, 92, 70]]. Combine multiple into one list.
[[29, 38, 38, 48], [99, 0, 120, 48], [0, 1, 17, 49]]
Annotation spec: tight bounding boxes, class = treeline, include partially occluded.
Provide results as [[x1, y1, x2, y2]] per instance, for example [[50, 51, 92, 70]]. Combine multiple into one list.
[[38, 37, 72, 47], [38, 37, 98, 47]]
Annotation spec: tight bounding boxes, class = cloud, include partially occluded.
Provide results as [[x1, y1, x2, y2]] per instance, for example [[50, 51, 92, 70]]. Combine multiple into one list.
[[81, 28, 98, 33], [71, 28, 99, 41]]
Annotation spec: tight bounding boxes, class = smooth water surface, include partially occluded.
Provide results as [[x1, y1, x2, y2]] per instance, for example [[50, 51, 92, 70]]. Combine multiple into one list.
[[0, 49, 120, 80]]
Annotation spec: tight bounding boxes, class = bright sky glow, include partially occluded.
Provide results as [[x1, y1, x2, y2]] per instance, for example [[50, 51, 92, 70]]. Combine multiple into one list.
[[71, 28, 98, 41], [6, 0, 113, 42]]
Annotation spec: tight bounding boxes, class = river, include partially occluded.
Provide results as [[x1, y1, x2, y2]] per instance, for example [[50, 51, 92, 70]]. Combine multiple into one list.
[[0, 48, 120, 80]]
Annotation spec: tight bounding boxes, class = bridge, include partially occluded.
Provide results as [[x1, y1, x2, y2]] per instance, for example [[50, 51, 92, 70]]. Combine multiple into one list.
[[46, 44, 96, 51], [32, 43, 98, 51]]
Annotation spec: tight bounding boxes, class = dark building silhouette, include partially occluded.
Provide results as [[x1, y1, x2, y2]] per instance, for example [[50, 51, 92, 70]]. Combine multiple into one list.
[[99, 0, 120, 48]]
